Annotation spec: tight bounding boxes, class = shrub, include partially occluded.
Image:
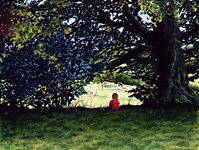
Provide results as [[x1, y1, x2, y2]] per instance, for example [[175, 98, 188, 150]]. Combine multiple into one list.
[[0, 32, 106, 109]]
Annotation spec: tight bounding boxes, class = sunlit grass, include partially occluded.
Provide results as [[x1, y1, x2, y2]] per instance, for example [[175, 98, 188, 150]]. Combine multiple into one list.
[[1, 106, 199, 150], [190, 79, 199, 95], [74, 82, 141, 108], [190, 78, 199, 86]]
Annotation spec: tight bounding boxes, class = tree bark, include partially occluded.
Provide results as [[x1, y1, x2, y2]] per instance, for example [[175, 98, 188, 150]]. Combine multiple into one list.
[[154, 15, 198, 106]]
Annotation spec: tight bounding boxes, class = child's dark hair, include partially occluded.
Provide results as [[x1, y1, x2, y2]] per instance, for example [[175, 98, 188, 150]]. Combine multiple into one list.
[[112, 93, 118, 100]]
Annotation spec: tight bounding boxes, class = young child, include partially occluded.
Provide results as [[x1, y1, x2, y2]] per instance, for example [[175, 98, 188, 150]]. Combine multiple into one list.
[[101, 93, 120, 111], [109, 93, 120, 110]]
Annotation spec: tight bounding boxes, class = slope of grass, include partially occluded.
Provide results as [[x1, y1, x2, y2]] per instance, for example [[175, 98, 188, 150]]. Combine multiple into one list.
[[0, 106, 199, 150]]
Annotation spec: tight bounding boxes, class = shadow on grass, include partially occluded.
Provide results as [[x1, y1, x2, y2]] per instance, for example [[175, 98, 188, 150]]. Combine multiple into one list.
[[0, 104, 199, 149]]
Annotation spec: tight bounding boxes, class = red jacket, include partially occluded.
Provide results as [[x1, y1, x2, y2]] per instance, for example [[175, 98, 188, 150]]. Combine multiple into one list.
[[109, 100, 120, 109]]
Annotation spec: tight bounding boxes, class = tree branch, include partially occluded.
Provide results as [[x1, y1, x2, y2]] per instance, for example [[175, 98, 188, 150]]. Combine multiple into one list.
[[92, 2, 151, 39], [106, 46, 148, 70], [122, 4, 151, 39], [180, 25, 199, 40], [118, 39, 155, 49]]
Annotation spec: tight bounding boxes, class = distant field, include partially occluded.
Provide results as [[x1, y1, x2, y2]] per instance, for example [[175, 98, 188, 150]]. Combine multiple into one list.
[[71, 82, 142, 108], [190, 78, 199, 86], [72, 79, 199, 108]]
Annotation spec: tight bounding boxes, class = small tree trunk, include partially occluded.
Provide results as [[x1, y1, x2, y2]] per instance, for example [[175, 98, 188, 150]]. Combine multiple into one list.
[[156, 15, 198, 106]]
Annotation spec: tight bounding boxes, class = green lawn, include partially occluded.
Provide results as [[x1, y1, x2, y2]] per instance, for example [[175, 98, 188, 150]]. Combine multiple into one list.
[[1, 81, 199, 150], [1, 106, 199, 150]]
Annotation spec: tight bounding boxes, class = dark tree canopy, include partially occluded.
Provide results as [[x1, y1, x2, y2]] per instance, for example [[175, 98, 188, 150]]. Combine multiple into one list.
[[61, 0, 199, 106], [0, 32, 107, 108], [0, 0, 109, 108], [0, 0, 199, 108]]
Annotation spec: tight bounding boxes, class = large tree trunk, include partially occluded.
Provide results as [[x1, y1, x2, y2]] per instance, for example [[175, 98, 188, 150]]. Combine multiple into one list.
[[155, 15, 198, 106]]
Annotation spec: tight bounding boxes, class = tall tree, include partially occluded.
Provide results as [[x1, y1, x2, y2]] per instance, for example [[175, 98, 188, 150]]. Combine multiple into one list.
[[0, 0, 108, 108], [1, 0, 199, 108], [64, 0, 199, 106]]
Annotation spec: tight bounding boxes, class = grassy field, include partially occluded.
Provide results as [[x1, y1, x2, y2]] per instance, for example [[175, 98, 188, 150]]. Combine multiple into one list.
[[71, 82, 142, 108], [76, 79, 199, 108], [0, 106, 199, 150], [1, 81, 199, 150]]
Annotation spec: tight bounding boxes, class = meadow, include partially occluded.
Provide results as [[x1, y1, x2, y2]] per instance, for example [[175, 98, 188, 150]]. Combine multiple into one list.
[[0, 106, 199, 150], [71, 82, 142, 108], [0, 80, 199, 150]]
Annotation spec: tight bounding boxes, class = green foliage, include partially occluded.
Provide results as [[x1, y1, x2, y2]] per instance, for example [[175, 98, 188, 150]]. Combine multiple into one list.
[[115, 73, 141, 86], [96, 0, 199, 104], [138, 0, 198, 24], [93, 71, 114, 83], [0, 0, 114, 109], [0, 32, 106, 109], [93, 72, 142, 86], [9, 0, 71, 47], [1, 0, 199, 107]]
